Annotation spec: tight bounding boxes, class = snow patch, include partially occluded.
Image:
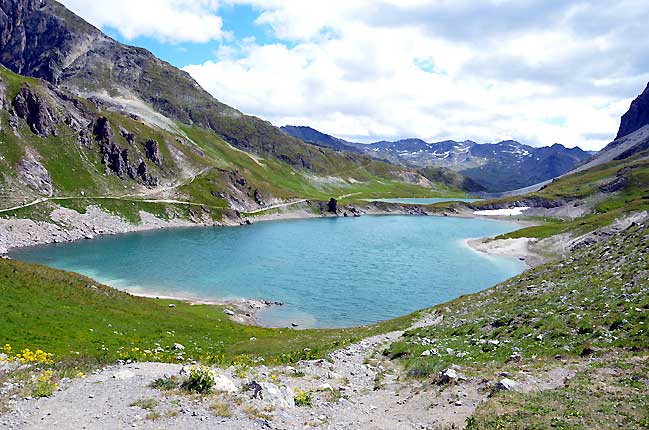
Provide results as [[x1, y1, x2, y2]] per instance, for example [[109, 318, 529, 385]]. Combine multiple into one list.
[[473, 207, 530, 216]]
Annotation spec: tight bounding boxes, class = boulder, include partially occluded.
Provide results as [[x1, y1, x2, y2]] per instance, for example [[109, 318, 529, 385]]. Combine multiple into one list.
[[494, 378, 519, 391], [246, 380, 263, 399], [136, 159, 159, 187], [261, 382, 294, 408], [439, 368, 459, 384], [327, 198, 338, 214], [119, 126, 136, 145], [212, 373, 238, 393]]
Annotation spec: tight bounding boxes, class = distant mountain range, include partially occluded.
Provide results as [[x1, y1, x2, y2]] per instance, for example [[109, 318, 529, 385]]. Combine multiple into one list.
[[281, 126, 593, 192]]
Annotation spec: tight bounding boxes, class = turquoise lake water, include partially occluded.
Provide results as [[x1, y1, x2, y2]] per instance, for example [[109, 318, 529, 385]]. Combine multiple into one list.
[[367, 198, 481, 204], [10, 216, 524, 328]]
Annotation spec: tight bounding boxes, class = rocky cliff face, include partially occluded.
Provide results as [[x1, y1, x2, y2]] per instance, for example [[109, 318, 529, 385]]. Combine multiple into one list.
[[12, 85, 57, 136], [616, 82, 649, 139]]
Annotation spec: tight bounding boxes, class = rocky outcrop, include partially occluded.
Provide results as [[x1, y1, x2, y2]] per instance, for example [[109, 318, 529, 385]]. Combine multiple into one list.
[[253, 189, 265, 206], [119, 126, 135, 145], [11, 85, 57, 136], [599, 176, 629, 193], [0, 76, 6, 110], [145, 138, 162, 166], [471, 197, 568, 211], [92, 116, 157, 186], [136, 159, 158, 188], [327, 198, 338, 214], [16, 150, 53, 195], [616, 82, 649, 139]]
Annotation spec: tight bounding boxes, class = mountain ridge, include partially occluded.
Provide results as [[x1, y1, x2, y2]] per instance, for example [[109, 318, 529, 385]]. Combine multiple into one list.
[[281, 125, 592, 192]]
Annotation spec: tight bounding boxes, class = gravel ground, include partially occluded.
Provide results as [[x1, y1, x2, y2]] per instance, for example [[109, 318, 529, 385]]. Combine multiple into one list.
[[0, 312, 574, 430]]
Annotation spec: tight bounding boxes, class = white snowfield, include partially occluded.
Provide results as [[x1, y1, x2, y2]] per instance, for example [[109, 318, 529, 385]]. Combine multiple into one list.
[[473, 207, 530, 216]]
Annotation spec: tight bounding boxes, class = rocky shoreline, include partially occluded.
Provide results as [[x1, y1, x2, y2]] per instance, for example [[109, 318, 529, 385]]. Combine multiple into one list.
[[0, 199, 448, 255]]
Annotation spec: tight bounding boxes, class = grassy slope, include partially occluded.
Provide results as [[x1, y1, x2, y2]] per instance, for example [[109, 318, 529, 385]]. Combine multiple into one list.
[[0, 258, 415, 366], [488, 151, 649, 240], [387, 222, 648, 428], [0, 64, 467, 222]]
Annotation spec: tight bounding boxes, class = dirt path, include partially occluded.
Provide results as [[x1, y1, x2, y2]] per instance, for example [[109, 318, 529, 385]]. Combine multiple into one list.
[[245, 199, 308, 214], [0, 312, 488, 430], [0, 167, 212, 215], [0, 308, 577, 430]]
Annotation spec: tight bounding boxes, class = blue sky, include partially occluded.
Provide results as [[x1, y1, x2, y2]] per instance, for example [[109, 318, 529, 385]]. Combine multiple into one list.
[[60, 0, 649, 151], [103, 4, 272, 67]]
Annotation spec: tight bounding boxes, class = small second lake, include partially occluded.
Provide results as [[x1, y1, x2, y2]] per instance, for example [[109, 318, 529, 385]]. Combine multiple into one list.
[[366, 197, 481, 205]]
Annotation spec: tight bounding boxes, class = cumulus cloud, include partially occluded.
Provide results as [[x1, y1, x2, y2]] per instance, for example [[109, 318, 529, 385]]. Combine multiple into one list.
[[59, 0, 225, 43], [64, 0, 649, 150]]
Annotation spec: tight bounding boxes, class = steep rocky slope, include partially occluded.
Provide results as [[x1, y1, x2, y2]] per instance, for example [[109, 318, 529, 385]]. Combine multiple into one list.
[[616, 82, 649, 139]]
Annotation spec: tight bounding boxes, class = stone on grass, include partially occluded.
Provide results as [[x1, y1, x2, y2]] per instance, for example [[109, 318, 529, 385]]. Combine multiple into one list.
[[495, 378, 519, 391]]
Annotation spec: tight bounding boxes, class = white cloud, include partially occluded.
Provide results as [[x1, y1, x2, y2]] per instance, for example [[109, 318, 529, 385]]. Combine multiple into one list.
[[59, 0, 225, 43], [64, 0, 649, 151]]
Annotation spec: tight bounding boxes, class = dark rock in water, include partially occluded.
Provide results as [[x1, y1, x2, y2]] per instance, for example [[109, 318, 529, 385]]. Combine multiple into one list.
[[145, 138, 163, 166], [12, 85, 57, 136], [327, 198, 338, 214], [617, 82, 649, 139]]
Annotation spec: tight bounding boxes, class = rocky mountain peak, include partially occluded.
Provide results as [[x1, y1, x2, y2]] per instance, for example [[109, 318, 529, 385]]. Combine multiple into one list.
[[0, 0, 103, 82], [616, 82, 649, 139]]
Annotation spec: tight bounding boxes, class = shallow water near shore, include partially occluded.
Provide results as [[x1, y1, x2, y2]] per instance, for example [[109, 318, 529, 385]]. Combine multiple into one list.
[[10, 216, 524, 328]]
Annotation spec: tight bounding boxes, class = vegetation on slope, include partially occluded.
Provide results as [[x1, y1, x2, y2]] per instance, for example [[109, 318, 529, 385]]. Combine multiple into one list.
[[386, 221, 648, 428], [0, 259, 415, 366], [482, 149, 649, 240], [0, 64, 470, 224]]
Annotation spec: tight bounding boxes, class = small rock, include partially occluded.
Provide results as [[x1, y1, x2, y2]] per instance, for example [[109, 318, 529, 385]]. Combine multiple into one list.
[[173, 343, 185, 351], [224, 309, 235, 316], [495, 378, 518, 391], [439, 368, 459, 384]]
